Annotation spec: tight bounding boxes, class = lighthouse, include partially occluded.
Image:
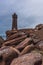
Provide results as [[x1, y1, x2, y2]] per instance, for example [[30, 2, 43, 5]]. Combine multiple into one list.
[[12, 13, 17, 30]]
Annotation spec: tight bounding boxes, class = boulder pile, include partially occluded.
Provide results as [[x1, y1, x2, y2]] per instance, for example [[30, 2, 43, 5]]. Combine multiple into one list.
[[0, 13, 43, 65], [0, 24, 43, 65]]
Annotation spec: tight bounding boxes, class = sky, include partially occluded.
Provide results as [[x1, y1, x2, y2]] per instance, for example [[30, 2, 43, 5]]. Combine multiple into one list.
[[0, 0, 43, 37]]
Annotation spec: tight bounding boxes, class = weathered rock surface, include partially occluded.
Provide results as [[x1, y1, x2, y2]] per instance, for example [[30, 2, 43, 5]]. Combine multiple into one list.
[[0, 46, 20, 59], [15, 37, 33, 51], [32, 38, 41, 45], [35, 41, 43, 51], [0, 60, 5, 65], [6, 30, 17, 38], [3, 35, 27, 46], [0, 36, 4, 48], [42, 57, 43, 65], [0, 14, 43, 65], [35, 24, 43, 30], [11, 52, 42, 65], [6, 32, 25, 41], [0, 46, 20, 65], [20, 44, 34, 55]]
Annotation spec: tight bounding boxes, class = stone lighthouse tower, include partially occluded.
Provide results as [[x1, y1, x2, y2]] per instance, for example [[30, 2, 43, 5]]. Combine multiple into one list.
[[12, 13, 17, 30]]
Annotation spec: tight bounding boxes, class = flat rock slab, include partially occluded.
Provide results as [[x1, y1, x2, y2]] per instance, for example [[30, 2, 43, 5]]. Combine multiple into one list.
[[3, 35, 27, 46], [15, 37, 32, 50], [6, 32, 25, 41], [11, 52, 42, 65]]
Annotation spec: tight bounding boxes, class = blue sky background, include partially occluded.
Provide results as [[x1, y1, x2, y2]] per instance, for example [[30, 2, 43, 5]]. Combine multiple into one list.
[[0, 0, 43, 38]]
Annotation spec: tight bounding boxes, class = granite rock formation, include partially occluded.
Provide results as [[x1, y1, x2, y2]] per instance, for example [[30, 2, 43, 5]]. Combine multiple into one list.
[[0, 13, 43, 65]]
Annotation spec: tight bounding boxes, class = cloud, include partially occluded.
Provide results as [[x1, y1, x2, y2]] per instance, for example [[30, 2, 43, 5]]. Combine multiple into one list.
[[0, 0, 43, 16], [0, 0, 43, 36]]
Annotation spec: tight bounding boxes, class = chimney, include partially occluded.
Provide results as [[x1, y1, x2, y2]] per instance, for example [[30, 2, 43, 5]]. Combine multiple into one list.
[[12, 13, 17, 30]]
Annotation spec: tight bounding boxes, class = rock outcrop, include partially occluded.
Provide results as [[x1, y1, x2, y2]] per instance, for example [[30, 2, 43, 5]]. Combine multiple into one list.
[[0, 13, 43, 65], [11, 52, 42, 65]]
